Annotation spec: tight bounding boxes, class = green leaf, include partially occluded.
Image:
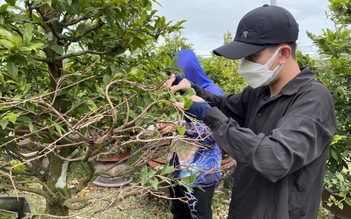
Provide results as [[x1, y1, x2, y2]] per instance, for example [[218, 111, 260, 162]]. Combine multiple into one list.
[[30, 42, 46, 50], [150, 178, 158, 191], [7, 54, 28, 67], [51, 45, 64, 55], [345, 197, 351, 207], [0, 39, 13, 49], [0, 5, 9, 13], [330, 148, 339, 162], [87, 99, 97, 110], [78, 0, 90, 7], [169, 91, 177, 102], [157, 175, 172, 185], [335, 172, 344, 182], [3, 112, 21, 124], [0, 120, 8, 129], [17, 116, 31, 122], [23, 24, 34, 44], [148, 169, 156, 178], [54, 123, 63, 136], [183, 99, 193, 110], [160, 161, 175, 175], [179, 174, 197, 186], [14, 123, 25, 132], [140, 165, 148, 185], [13, 94, 23, 100], [25, 102, 36, 112], [72, 0, 82, 15], [176, 124, 186, 136], [0, 28, 13, 39], [103, 75, 110, 87], [5, 0, 16, 6], [331, 135, 347, 145], [28, 122, 36, 132], [182, 184, 194, 193], [6, 62, 18, 80], [342, 150, 350, 157], [183, 88, 196, 97], [337, 202, 344, 210]]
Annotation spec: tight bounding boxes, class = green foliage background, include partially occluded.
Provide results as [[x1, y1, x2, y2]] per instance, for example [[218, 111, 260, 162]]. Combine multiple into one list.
[[0, 0, 350, 217]]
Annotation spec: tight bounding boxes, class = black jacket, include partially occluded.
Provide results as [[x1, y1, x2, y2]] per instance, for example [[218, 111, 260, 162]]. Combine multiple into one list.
[[196, 68, 337, 219]]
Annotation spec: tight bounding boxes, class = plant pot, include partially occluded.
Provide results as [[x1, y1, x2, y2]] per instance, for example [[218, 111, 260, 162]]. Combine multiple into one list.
[[97, 148, 131, 162], [93, 148, 133, 187], [0, 197, 31, 219], [3, 150, 38, 163], [93, 162, 133, 187], [322, 187, 351, 219]]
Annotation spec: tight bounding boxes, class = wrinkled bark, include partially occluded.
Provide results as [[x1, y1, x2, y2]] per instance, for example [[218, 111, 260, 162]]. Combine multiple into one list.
[[44, 149, 72, 217]]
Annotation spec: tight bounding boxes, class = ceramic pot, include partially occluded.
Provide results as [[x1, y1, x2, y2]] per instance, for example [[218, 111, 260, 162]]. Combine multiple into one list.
[[93, 148, 133, 187], [97, 148, 131, 162], [93, 162, 132, 187]]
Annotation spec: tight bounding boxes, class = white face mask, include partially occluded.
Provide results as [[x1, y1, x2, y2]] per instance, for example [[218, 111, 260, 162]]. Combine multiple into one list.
[[237, 47, 283, 89]]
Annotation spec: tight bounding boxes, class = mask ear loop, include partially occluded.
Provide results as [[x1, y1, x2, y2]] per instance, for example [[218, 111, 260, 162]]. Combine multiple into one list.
[[266, 47, 284, 84], [266, 46, 282, 69]]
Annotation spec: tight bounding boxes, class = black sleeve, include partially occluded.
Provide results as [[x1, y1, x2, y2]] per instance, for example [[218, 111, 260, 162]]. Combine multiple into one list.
[[203, 84, 336, 182]]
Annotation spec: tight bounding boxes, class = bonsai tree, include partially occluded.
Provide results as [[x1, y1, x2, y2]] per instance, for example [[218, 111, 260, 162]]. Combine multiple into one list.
[[0, 0, 185, 217]]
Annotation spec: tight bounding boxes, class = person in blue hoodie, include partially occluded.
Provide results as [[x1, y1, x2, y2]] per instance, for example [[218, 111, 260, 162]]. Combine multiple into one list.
[[157, 49, 223, 219], [172, 49, 224, 96]]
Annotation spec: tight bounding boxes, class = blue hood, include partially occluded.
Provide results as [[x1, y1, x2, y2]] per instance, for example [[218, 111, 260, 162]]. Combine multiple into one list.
[[174, 49, 224, 96]]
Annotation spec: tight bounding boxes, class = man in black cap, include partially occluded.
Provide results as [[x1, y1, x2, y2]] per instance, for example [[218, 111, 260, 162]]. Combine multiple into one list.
[[166, 4, 337, 219]]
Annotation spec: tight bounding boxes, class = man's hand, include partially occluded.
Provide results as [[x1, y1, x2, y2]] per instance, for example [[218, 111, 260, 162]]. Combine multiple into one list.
[[164, 73, 192, 93], [156, 121, 176, 135], [190, 95, 205, 102], [173, 95, 205, 110]]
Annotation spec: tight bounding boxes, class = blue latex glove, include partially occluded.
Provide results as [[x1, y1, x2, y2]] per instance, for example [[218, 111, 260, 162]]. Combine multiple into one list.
[[172, 73, 197, 89], [186, 102, 211, 120]]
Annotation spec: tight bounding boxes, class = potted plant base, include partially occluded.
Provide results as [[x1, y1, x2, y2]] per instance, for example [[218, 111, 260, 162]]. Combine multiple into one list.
[[322, 187, 351, 219], [93, 162, 133, 187], [93, 148, 133, 187], [97, 148, 131, 162]]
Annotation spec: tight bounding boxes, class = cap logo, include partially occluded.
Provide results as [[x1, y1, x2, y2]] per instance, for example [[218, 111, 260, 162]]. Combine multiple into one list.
[[241, 30, 249, 38]]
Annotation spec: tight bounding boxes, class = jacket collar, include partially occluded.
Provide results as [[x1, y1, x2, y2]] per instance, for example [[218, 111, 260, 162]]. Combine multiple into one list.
[[280, 68, 316, 95], [260, 67, 316, 97]]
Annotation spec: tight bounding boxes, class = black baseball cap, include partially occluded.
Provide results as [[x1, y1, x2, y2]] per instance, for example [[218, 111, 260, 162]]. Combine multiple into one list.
[[213, 4, 299, 59]]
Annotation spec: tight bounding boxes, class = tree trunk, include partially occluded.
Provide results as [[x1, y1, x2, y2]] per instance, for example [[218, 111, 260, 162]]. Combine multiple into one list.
[[43, 148, 72, 217], [45, 201, 69, 218]]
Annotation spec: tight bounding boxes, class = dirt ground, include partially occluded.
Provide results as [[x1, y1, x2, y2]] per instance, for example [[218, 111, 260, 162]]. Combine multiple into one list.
[[1, 153, 232, 219], [11, 181, 230, 219], [5, 182, 336, 219]]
